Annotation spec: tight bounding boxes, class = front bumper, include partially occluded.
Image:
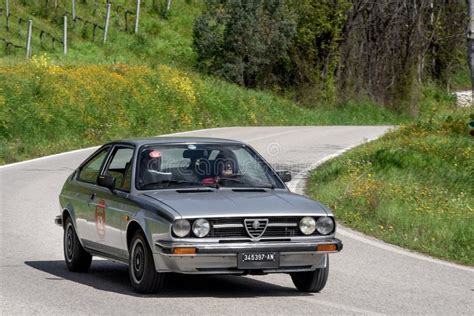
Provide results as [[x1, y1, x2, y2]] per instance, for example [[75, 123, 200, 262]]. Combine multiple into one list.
[[153, 238, 342, 274]]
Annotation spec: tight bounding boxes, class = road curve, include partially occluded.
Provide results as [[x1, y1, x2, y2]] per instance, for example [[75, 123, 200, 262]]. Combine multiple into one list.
[[1, 126, 473, 315]]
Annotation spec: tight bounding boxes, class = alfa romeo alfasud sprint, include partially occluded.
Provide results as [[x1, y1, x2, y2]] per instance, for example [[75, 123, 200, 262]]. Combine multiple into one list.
[[56, 137, 342, 293]]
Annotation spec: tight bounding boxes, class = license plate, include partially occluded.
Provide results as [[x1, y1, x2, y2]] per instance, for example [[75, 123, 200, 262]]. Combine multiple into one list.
[[238, 252, 280, 269]]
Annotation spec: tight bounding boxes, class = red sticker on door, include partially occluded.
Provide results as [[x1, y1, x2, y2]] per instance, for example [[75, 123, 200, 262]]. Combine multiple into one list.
[[95, 199, 106, 240]]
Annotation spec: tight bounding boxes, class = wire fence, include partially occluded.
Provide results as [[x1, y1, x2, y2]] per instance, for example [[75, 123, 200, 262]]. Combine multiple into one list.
[[0, 0, 173, 57]]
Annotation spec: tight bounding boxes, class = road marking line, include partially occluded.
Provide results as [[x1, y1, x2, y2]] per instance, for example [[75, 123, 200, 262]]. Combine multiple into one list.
[[336, 227, 474, 272], [166, 126, 232, 136], [287, 135, 382, 193], [288, 132, 474, 273], [0, 146, 100, 170]]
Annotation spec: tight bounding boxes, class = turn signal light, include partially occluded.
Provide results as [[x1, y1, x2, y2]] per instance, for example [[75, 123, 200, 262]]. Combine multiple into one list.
[[172, 247, 196, 255], [317, 244, 337, 252]]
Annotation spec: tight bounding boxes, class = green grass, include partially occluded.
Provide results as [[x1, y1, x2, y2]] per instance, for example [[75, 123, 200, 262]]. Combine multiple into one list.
[[0, 0, 201, 68], [306, 89, 474, 265], [0, 60, 406, 164]]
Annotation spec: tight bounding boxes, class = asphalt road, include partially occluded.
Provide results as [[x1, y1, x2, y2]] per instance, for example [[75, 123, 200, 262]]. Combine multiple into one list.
[[1, 126, 473, 315]]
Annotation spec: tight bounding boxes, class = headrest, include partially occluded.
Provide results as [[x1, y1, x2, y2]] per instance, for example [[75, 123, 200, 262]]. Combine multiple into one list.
[[183, 149, 206, 159]]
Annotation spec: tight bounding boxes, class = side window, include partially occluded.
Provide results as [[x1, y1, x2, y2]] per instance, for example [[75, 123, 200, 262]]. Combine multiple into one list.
[[104, 147, 134, 192], [77, 148, 109, 184]]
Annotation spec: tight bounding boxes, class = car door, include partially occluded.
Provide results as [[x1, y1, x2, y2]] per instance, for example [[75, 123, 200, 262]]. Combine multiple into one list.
[[90, 145, 136, 259], [73, 147, 111, 245]]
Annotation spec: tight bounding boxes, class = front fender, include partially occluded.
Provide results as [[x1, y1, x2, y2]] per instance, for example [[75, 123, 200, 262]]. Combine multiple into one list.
[[126, 209, 171, 254]]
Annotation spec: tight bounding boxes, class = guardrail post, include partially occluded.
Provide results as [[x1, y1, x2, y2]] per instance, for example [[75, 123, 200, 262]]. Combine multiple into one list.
[[134, 0, 140, 34], [63, 16, 67, 55], [25, 19, 32, 59], [103, 3, 111, 44]]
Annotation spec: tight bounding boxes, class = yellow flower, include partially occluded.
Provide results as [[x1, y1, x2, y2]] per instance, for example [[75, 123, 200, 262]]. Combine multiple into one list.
[[157, 65, 197, 104], [31, 53, 50, 69]]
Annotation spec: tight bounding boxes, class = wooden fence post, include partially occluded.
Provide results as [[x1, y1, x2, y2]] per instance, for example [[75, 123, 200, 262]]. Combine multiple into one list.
[[25, 19, 32, 59], [468, 0, 474, 105], [165, 0, 172, 17], [103, 3, 111, 44], [134, 0, 140, 34], [71, 0, 76, 29], [63, 16, 67, 55], [5, 0, 10, 31]]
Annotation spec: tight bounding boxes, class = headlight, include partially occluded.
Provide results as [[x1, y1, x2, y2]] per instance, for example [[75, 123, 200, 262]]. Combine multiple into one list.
[[299, 216, 316, 235], [316, 216, 334, 235], [192, 218, 210, 238], [172, 219, 191, 237]]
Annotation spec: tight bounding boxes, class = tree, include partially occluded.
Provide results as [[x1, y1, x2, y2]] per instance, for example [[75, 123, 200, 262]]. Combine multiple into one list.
[[193, 0, 296, 88], [290, 0, 351, 103]]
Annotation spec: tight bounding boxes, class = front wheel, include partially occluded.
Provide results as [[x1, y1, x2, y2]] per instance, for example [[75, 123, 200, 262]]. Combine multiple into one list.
[[290, 256, 329, 292], [128, 231, 165, 294], [63, 216, 92, 272]]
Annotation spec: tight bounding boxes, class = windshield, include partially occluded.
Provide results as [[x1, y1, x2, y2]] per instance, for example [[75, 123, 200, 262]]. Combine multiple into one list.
[[136, 143, 284, 190]]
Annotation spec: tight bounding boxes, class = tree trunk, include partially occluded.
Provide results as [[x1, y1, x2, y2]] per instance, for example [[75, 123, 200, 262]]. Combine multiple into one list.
[[467, 0, 474, 104]]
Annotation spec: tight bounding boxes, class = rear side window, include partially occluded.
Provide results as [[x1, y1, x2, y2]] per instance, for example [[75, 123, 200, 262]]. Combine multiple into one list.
[[77, 148, 109, 184], [104, 147, 134, 192]]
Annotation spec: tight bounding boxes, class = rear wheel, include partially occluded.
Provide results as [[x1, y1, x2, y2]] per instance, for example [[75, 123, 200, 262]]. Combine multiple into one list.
[[291, 256, 329, 292], [63, 216, 92, 272], [128, 230, 165, 294]]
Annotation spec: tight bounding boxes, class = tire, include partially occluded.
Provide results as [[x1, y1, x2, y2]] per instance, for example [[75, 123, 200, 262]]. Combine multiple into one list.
[[290, 256, 329, 292], [63, 216, 92, 272], [128, 230, 165, 294]]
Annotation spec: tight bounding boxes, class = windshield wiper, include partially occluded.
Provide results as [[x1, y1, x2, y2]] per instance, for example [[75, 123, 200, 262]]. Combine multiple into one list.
[[217, 178, 246, 186], [141, 180, 203, 189], [255, 183, 275, 189], [218, 178, 275, 190], [176, 188, 215, 193]]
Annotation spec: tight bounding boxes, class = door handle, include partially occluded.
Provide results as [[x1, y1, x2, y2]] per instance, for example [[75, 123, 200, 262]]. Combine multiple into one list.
[[90, 193, 96, 200]]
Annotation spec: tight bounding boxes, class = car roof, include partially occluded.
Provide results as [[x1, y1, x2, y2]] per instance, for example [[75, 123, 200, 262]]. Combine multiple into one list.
[[105, 136, 244, 147]]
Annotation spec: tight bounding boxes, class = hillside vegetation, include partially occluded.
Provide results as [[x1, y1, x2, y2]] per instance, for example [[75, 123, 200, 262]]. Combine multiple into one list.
[[0, 57, 404, 164], [0, 0, 405, 164]]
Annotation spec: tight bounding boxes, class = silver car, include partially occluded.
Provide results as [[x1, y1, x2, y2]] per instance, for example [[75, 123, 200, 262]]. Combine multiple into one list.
[[56, 137, 342, 293]]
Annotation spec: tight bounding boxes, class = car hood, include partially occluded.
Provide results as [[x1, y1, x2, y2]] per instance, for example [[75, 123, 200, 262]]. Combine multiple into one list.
[[142, 189, 331, 219]]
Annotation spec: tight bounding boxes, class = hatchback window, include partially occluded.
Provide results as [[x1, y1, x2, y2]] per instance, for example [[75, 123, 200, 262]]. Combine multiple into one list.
[[77, 148, 109, 184]]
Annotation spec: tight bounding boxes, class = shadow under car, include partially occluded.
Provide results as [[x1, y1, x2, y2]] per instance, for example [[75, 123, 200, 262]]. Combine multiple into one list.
[[25, 260, 312, 298]]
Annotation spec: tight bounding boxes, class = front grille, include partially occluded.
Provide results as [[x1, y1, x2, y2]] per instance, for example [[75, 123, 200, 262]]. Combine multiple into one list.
[[244, 219, 268, 238], [207, 217, 318, 239]]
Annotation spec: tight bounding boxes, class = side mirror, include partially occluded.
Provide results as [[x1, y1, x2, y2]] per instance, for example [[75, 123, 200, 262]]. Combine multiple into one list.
[[98, 174, 116, 192], [277, 170, 292, 183]]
